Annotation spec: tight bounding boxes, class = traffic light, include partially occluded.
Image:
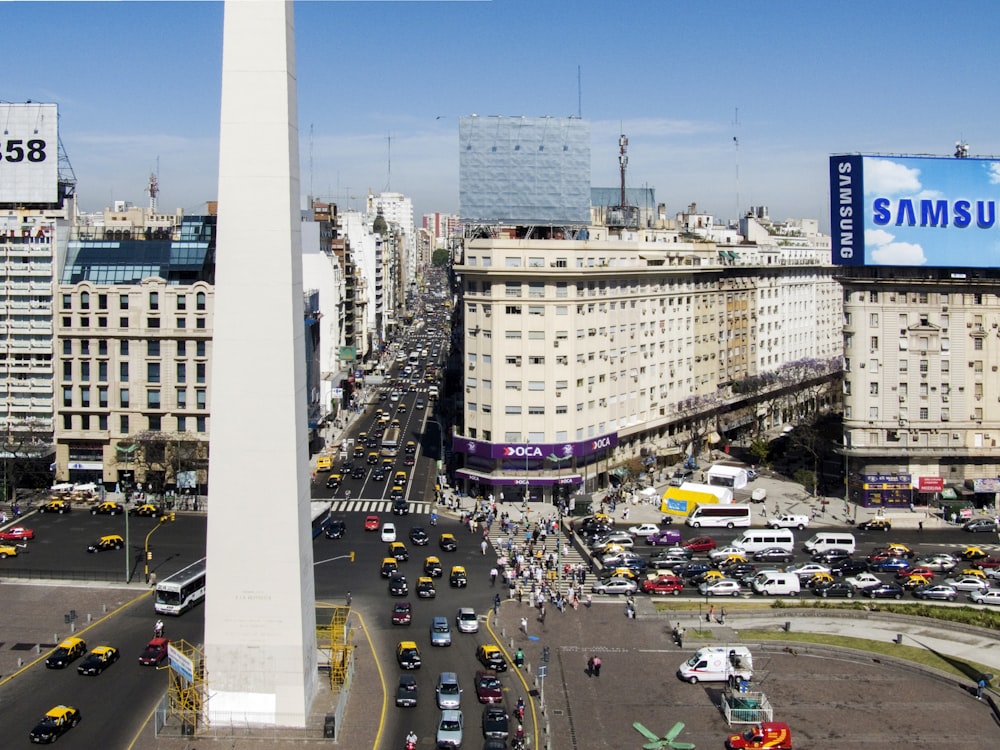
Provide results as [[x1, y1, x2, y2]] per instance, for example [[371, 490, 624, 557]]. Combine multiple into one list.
[[349, 551, 355, 563]]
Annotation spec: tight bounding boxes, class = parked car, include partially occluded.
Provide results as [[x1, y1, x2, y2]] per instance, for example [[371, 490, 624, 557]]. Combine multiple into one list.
[[913, 584, 958, 601], [964, 518, 998, 533], [812, 580, 856, 598], [863, 582, 905, 599], [698, 579, 742, 597]]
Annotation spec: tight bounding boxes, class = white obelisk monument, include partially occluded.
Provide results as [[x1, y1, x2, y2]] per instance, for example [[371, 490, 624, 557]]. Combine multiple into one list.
[[204, 0, 317, 727]]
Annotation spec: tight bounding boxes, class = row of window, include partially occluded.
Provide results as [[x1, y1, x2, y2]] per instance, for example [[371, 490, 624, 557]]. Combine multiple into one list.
[[61, 315, 207, 330], [62, 385, 207, 410], [467, 403, 568, 415], [62, 339, 208, 358], [61, 357, 208, 384], [61, 413, 207, 434], [62, 290, 207, 312]]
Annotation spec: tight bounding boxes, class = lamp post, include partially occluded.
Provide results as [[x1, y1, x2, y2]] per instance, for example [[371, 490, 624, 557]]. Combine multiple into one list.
[[142, 513, 174, 584], [116, 442, 137, 583]]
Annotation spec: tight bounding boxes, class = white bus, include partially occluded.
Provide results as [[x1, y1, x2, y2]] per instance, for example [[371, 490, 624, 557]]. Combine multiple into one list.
[[685, 504, 752, 529], [381, 427, 402, 457], [155, 558, 207, 616]]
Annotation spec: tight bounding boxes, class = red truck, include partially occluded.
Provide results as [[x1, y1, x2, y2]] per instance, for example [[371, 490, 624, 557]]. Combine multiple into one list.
[[726, 722, 793, 750]]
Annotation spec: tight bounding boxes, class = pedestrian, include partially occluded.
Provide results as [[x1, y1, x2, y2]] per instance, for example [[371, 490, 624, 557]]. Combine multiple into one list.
[[918, 520, 923, 532], [977, 676, 987, 700], [539, 605, 547, 624], [494, 593, 501, 614], [707, 605, 715, 623], [587, 656, 595, 676], [676, 624, 685, 648], [585, 593, 592, 608], [593, 656, 602, 677], [515, 648, 525, 668], [520, 617, 528, 636], [718, 607, 727, 625], [490, 567, 498, 586], [481, 539, 489, 555], [517, 586, 524, 604]]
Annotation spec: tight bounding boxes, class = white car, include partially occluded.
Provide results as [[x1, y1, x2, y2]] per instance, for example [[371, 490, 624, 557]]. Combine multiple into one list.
[[589, 532, 633, 549], [591, 577, 638, 595], [628, 523, 660, 538], [916, 554, 958, 573], [969, 589, 1000, 605], [786, 563, 831, 580], [591, 536, 635, 553], [766, 513, 810, 530], [437, 709, 464, 748], [456, 607, 479, 633], [708, 545, 747, 563], [698, 579, 742, 597], [945, 576, 991, 592], [845, 572, 882, 590], [380, 523, 397, 543]]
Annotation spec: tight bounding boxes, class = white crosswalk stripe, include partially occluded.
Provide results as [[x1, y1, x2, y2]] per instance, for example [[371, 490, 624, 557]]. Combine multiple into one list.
[[327, 500, 432, 515]]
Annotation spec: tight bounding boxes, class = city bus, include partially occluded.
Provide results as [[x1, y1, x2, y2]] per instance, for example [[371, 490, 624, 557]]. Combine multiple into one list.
[[381, 427, 402, 457], [154, 558, 207, 616]]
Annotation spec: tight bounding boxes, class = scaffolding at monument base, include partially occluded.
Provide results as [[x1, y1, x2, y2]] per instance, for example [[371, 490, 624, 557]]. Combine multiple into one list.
[[316, 604, 353, 689], [165, 639, 207, 736]]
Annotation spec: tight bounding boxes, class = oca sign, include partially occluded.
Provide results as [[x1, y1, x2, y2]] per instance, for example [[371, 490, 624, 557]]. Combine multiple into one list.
[[503, 445, 543, 458], [0, 103, 58, 204]]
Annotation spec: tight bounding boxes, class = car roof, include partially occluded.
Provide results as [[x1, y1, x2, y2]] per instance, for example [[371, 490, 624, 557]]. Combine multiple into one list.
[[59, 637, 85, 647], [399, 640, 418, 649], [147, 637, 169, 647], [432, 615, 448, 624]]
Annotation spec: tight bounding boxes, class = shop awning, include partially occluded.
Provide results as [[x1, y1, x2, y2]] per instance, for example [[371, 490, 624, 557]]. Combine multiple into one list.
[[940, 487, 958, 500]]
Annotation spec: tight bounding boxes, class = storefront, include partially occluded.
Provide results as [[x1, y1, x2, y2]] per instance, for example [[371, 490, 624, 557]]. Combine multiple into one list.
[[848, 472, 912, 509]]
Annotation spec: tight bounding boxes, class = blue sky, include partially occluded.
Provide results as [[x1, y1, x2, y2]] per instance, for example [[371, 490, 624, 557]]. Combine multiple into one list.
[[6, 0, 1000, 228]]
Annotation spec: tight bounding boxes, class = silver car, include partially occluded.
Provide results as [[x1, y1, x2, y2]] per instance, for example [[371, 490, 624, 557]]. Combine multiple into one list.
[[436, 671, 462, 709], [430, 616, 452, 646], [437, 709, 464, 748], [456, 607, 479, 633]]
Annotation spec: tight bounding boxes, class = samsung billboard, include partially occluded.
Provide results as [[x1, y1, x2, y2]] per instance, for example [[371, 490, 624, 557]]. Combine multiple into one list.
[[830, 153, 1000, 268]]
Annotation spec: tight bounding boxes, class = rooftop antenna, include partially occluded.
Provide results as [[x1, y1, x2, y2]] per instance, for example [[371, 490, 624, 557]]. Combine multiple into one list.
[[954, 139, 970, 158], [618, 130, 628, 207], [577, 64, 582, 118], [146, 156, 159, 212], [309, 123, 314, 201], [732, 106, 740, 224], [385, 133, 392, 192]]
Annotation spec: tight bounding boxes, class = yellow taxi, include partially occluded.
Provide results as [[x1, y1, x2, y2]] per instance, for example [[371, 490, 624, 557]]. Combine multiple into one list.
[[77, 645, 120, 675], [902, 573, 932, 589], [389, 541, 409, 562], [0, 543, 18, 559], [416, 576, 437, 598], [29, 705, 81, 743], [40, 498, 71, 514], [396, 640, 421, 669], [807, 572, 835, 588], [476, 644, 509, 672], [720, 553, 748, 566], [397, 402, 407, 413], [87, 535, 124, 553], [700, 570, 727, 585], [91, 500, 125, 516], [377, 413, 390, 426], [131, 503, 161, 517], [960, 546, 988, 561], [316, 454, 333, 471], [45, 637, 87, 668], [424, 556, 443, 577], [600, 543, 630, 556], [439, 533, 457, 552], [380, 557, 398, 578], [886, 543, 914, 559], [449, 565, 468, 587], [605, 566, 640, 581], [962, 567, 987, 579], [394, 470, 408, 485]]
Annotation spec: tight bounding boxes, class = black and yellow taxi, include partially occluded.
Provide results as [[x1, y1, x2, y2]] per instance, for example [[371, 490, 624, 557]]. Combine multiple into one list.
[[29, 704, 81, 743], [424, 556, 443, 577], [367, 451, 379, 465], [405, 441, 417, 455], [39, 498, 71, 514], [325, 472, 342, 490], [476, 644, 508, 672], [389, 541, 409, 562], [380, 557, 399, 578], [87, 534, 124, 553], [396, 401, 407, 414], [439, 533, 458, 552], [416, 576, 437, 598], [0, 542, 19, 559], [77, 645, 120, 675], [396, 640, 421, 670], [91, 500, 125, 516], [394, 470, 408, 486], [449, 565, 468, 588], [389, 485, 405, 502], [45, 637, 87, 669], [131, 503, 161, 517], [390, 419, 402, 430], [353, 445, 366, 459]]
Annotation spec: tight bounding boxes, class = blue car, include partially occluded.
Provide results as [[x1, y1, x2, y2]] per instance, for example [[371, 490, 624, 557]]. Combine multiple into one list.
[[869, 557, 912, 573]]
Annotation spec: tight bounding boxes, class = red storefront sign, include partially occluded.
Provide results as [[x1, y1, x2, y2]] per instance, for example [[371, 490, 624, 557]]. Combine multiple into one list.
[[918, 477, 944, 492]]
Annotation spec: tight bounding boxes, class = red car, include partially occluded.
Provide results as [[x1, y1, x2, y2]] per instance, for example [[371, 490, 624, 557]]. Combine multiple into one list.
[[474, 669, 503, 704], [972, 556, 1000, 570], [0, 527, 34, 541], [138, 637, 169, 666], [640, 575, 684, 596], [364, 514, 380, 531], [897, 566, 934, 580], [683, 536, 717, 553], [392, 601, 412, 626]]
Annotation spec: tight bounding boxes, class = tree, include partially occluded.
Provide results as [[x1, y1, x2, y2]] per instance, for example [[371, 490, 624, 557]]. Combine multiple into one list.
[[432, 248, 450, 267], [749, 437, 771, 468], [1, 420, 53, 500], [119, 431, 209, 495]]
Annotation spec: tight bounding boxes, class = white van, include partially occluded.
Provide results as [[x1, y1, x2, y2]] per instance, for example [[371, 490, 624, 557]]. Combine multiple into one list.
[[803, 532, 856, 555], [733, 529, 795, 553], [751, 571, 801, 596], [678, 646, 753, 684], [686, 504, 752, 529]]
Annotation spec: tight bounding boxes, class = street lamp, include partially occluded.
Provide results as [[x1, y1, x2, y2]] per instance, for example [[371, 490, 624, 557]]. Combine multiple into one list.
[[142, 512, 175, 584]]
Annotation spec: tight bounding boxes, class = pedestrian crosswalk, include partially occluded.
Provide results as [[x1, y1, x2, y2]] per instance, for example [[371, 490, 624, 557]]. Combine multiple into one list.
[[326, 499, 433, 515]]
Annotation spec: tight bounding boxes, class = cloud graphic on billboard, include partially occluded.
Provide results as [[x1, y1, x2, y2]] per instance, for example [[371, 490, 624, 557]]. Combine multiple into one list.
[[864, 159, 922, 195], [988, 162, 1000, 185], [866, 228, 926, 265]]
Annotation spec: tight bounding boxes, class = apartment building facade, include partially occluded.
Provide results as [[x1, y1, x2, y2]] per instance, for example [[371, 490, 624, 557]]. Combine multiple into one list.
[[451, 234, 841, 501]]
